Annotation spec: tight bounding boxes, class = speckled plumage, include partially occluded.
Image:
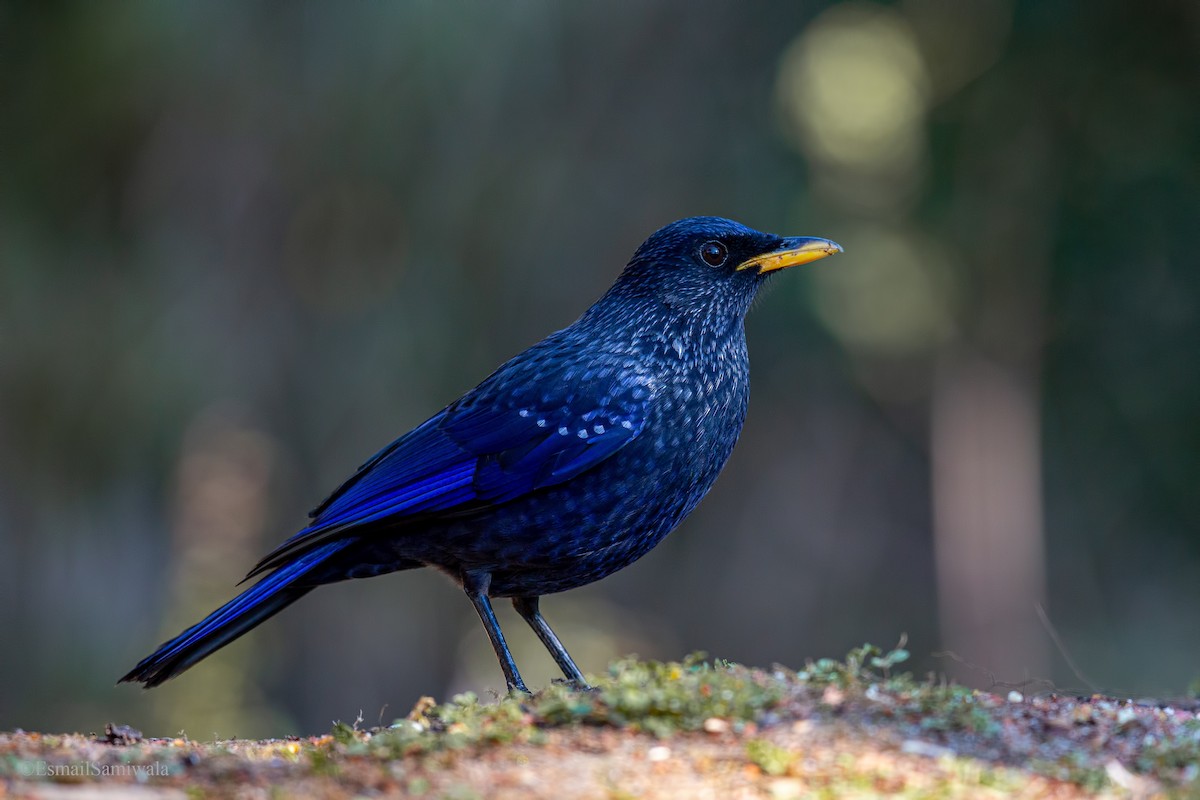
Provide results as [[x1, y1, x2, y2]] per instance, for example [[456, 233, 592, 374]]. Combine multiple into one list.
[[122, 217, 840, 692]]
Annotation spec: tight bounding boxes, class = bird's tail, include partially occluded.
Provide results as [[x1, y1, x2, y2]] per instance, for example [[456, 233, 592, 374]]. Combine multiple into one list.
[[120, 540, 351, 688]]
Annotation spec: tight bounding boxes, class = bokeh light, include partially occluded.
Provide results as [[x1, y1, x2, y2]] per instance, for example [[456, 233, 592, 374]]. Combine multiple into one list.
[[810, 226, 958, 355], [777, 4, 929, 178]]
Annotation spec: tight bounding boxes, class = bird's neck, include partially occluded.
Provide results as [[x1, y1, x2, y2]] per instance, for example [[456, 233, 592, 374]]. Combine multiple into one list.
[[574, 294, 748, 364]]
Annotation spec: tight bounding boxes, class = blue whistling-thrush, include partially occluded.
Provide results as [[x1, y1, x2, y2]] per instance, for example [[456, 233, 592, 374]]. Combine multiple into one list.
[[121, 217, 842, 693]]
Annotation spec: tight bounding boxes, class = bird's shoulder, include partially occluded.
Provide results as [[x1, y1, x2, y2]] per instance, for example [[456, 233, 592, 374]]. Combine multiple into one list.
[[246, 345, 655, 580], [456, 331, 661, 421], [294, 332, 652, 526]]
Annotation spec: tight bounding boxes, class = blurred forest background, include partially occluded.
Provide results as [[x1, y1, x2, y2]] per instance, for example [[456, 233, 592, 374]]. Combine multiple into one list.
[[1, 0, 1197, 738]]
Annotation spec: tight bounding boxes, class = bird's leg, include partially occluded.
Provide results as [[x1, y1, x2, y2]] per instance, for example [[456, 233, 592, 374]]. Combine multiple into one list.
[[462, 571, 529, 694], [512, 596, 591, 689]]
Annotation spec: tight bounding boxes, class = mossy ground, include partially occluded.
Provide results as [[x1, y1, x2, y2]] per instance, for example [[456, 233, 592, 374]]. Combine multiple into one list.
[[4, 646, 1199, 798]]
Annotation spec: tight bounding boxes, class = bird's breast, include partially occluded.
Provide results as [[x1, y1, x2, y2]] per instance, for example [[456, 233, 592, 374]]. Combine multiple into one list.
[[405, 326, 752, 596], [642, 330, 750, 483]]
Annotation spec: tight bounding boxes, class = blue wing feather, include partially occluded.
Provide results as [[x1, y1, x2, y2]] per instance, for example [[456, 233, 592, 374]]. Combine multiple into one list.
[[245, 366, 648, 579]]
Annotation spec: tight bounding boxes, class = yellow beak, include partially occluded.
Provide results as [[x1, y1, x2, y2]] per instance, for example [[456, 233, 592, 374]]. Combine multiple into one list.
[[735, 236, 843, 274]]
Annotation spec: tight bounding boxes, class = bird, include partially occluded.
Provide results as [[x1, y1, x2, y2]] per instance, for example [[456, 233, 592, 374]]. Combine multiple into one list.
[[120, 216, 841, 694]]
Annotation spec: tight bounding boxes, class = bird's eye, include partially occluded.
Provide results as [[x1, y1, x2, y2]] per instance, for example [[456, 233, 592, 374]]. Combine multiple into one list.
[[699, 240, 728, 267]]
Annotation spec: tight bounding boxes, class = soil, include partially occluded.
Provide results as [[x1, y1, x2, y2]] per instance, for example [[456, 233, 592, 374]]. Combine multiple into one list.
[[3, 653, 1197, 798]]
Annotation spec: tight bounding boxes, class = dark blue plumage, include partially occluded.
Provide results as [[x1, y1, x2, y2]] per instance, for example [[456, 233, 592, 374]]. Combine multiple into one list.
[[121, 217, 841, 692]]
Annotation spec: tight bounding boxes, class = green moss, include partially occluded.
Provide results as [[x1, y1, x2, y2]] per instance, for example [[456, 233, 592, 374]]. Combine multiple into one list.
[[567, 653, 786, 736], [745, 738, 795, 776], [909, 685, 1002, 738], [336, 645, 942, 760], [1030, 751, 1109, 793], [796, 642, 910, 689], [330, 720, 359, 746], [354, 653, 788, 755], [795, 643, 1003, 741], [312, 645, 1200, 795], [306, 745, 339, 777], [1137, 719, 1200, 788]]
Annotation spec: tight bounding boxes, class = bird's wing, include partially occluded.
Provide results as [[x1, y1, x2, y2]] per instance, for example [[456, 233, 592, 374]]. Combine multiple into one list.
[[245, 363, 649, 579]]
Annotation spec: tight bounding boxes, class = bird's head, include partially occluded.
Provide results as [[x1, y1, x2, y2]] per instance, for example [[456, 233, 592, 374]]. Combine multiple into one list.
[[600, 217, 841, 324]]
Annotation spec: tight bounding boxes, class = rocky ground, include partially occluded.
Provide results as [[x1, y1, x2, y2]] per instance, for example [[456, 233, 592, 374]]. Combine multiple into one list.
[[3, 646, 1198, 798]]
